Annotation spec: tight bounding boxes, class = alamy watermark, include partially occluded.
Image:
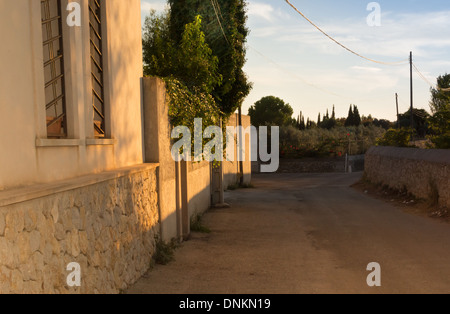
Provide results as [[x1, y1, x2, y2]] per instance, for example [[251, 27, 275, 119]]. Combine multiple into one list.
[[66, 262, 81, 287], [66, 2, 81, 27], [367, 262, 381, 287], [171, 118, 279, 173], [67, 2, 382, 28], [367, 2, 381, 27]]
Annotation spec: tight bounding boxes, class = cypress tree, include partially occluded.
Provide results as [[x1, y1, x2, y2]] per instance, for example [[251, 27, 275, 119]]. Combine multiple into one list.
[[353, 105, 362, 127], [168, 0, 252, 117], [345, 105, 354, 127]]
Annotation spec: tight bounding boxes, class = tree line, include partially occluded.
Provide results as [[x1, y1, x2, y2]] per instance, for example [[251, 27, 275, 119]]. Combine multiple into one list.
[[248, 73, 450, 149], [248, 96, 391, 131]]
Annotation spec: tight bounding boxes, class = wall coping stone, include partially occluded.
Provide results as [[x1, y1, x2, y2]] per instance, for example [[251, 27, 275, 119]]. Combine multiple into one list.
[[0, 164, 159, 207], [367, 146, 450, 165]]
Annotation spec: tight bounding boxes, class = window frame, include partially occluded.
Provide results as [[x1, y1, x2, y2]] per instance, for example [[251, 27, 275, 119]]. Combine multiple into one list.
[[35, 0, 114, 147], [40, 0, 68, 139], [85, 0, 112, 141]]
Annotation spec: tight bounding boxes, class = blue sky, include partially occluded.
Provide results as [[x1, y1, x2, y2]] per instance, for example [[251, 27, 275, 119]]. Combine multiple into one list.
[[141, 0, 450, 121]]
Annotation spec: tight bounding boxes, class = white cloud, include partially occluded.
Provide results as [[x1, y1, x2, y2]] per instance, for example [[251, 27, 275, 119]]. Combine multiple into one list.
[[351, 66, 382, 73], [247, 1, 292, 23], [248, 2, 275, 22], [250, 9, 450, 61]]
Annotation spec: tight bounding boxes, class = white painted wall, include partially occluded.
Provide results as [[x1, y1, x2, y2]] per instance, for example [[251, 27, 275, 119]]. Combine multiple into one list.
[[0, 0, 144, 190], [223, 114, 252, 188]]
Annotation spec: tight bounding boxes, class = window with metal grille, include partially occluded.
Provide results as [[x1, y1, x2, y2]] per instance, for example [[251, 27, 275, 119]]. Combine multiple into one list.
[[89, 0, 106, 138], [41, 0, 67, 138]]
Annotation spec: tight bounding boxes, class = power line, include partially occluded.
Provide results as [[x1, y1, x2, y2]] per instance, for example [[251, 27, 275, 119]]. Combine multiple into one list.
[[397, 94, 429, 118], [412, 62, 436, 89], [210, 0, 230, 46], [249, 45, 349, 98], [285, 0, 409, 66], [412, 62, 450, 93], [248, 45, 394, 102]]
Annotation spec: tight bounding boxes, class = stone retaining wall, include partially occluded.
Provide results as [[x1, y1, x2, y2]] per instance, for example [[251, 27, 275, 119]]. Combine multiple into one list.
[[365, 147, 450, 207], [254, 155, 365, 174], [0, 165, 159, 294], [277, 158, 345, 173]]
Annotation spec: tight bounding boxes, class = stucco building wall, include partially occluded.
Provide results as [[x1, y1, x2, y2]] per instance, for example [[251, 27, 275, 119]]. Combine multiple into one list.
[[0, 0, 144, 191], [223, 114, 252, 189]]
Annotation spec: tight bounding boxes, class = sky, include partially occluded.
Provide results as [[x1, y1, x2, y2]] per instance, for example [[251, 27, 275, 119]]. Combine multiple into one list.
[[141, 0, 450, 121]]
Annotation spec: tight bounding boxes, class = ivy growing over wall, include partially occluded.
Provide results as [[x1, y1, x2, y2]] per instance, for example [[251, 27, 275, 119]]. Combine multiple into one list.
[[165, 78, 227, 162]]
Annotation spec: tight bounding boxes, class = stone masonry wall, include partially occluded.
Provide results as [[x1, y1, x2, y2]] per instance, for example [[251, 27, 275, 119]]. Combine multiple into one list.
[[262, 155, 365, 174], [0, 165, 159, 294], [365, 147, 450, 207]]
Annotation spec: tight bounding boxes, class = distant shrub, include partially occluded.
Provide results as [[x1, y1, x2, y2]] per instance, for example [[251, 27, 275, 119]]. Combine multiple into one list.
[[280, 125, 385, 158], [429, 132, 450, 149], [428, 109, 450, 149], [376, 128, 412, 147]]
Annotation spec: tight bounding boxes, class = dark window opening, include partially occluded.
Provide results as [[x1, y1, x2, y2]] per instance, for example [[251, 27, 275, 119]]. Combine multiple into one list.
[[89, 0, 106, 138], [41, 0, 67, 138]]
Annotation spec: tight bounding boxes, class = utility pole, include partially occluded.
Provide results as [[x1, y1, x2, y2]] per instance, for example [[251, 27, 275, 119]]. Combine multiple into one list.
[[395, 93, 400, 129], [409, 51, 414, 131], [238, 106, 244, 185]]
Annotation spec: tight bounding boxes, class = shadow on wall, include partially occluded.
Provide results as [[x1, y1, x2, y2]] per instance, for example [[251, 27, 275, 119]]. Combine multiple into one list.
[[141, 77, 252, 242]]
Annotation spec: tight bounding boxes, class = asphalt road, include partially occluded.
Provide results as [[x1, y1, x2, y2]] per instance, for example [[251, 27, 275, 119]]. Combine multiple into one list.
[[127, 173, 450, 294]]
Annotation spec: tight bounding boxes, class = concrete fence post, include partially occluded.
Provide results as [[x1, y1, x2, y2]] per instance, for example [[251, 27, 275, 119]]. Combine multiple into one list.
[[142, 77, 185, 242]]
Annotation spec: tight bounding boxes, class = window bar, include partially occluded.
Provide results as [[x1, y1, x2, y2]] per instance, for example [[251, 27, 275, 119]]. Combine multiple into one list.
[[41, 0, 67, 138], [89, 0, 106, 138]]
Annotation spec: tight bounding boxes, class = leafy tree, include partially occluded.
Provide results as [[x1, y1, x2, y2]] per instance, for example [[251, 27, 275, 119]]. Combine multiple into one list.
[[428, 110, 450, 148], [373, 119, 392, 130], [319, 106, 337, 130], [398, 109, 430, 138], [219, 0, 252, 115], [335, 118, 346, 128], [362, 115, 374, 127], [280, 125, 386, 158], [306, 118, 317, 129], [177, 16, 222, 93], [428, 74, 450, 148], [248, 96, 294, 127], [168, 0, 252, 116], [143, 11, 225, 158], [430, 74, 450, 114], [142, 12, 221, 94], [142, 10, 173, 78], [376, 128, 412, 147]]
